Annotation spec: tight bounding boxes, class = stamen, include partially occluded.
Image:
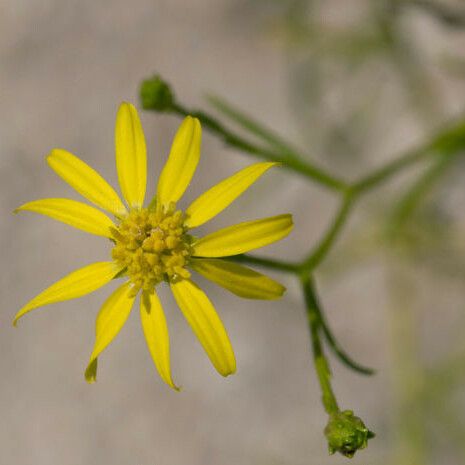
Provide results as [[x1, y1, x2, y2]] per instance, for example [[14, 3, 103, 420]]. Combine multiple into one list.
[[112, 203, 192, 292]]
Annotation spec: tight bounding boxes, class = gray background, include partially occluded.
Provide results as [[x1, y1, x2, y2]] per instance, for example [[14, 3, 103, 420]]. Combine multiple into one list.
[[1, 1, 465, 464]]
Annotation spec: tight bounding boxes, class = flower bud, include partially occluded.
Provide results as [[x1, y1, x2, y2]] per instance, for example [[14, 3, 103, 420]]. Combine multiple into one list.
[[324, 410, 374, 458], [140, 75, 175, 112]]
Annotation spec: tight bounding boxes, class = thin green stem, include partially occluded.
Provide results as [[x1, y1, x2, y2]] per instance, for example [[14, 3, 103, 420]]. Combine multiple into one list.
[[301, 274, 339, 415], [353, 117, 465, 194], [234, 250, 374, 375], [206, 94, 302, 156], [302, 275, 374, 457], [142, 77, 465, 197], [314, 298, 375, 376], [171, 103, 348, 193], [228, 253, 300, 274], [300, 191, 355, 273], [353, 146, 431, 194], [142, 77, 465, 400], [390, 150, 461, 231]]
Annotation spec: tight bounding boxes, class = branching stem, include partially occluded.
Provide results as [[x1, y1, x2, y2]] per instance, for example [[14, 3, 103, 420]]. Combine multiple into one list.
[[141, 76, 465, 454], [301, 274, 339, 415], [300, 191, 356, 273], [171, 103, 348, 193]]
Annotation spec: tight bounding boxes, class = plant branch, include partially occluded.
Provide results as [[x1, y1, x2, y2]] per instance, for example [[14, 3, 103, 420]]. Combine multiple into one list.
[[300, 191, 356, 273], [390, 150, 463, 231], [206, 94, 302, 156], [353, 117, 465, 193], [301, 274, 339, 415], [141, 75, 465, 198], [171, 103, 348, 192], [301, 274, 374, 457], [354, 145, 433, 194], [311, 288, 375, 375], [140, 75, 465, 416], [229, 253, 300, 274]]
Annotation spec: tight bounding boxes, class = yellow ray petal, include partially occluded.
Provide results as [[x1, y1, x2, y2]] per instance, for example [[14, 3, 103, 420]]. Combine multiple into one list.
[[47, 148, 127, 216], [115, 102, 147, 208], [15, 198, 115, 238], [157, 116, 201, 206], [170, 279, 236, 377], [85, 282, 136, 383], [192, 214, 293, 257], [190, 258, 285, 300], [14, 262, 122, 326], [185, 162, 278, 228], [140, 291, 179, 390]]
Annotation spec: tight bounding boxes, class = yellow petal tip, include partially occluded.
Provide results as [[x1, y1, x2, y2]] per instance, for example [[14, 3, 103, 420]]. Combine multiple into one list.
[[219, 362, 237, 377], [118, 101, 136, 114], [46, 148, 61, 161], [85, 373, 96, 384], [286, 214, 295, 229], [12, 309, 25, 327], [85, 358, 98, 383], [268, 285, 286, 300], [222, 367, 236, 377]]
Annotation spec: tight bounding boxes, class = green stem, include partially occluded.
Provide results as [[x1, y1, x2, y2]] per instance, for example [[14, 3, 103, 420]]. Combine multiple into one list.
[[390, 150, 461, 231], [206, 94, 302, 156], [301, 274, 339, 415], [300, 191, 355, 273], [314, 298, 375, 376], [234, 251, 374, 375], [353, 117, 465, 194], [302, 275, 374, 457], [228, 253, 299, 274], [353, 145, 431, 194], [171, 103, 348, 193], [143, 77, 465, 197]]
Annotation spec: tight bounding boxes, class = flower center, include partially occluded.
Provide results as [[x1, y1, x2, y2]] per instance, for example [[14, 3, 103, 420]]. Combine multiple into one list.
[[111, 203, 192, 292]]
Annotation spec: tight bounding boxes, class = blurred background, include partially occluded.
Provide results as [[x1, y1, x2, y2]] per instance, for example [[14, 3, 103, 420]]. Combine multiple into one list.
[[1, 1, 465, 464]]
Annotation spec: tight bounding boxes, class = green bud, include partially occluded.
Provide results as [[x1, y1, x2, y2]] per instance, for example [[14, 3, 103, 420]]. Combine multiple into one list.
[[324, 410, 375, 458], [140, 75, 175, 112]]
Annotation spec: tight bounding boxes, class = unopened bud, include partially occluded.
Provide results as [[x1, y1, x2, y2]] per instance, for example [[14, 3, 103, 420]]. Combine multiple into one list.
[[140, 75, 175, 112], [324, 410, 374, 458]]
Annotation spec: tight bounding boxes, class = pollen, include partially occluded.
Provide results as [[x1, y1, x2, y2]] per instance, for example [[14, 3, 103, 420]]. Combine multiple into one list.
[[111, 203, 192, 292]]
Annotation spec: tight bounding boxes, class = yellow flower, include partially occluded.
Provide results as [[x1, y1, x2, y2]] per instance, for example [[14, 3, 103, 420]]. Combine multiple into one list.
[[14, 102, 293, 389]]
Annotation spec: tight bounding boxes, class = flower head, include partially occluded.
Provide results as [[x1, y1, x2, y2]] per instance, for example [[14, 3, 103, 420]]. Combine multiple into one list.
[[14, 102, 293, 389]]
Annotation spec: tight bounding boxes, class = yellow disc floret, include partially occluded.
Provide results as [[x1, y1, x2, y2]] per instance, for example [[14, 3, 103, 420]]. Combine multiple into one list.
[[111, 202, 192, 292]]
